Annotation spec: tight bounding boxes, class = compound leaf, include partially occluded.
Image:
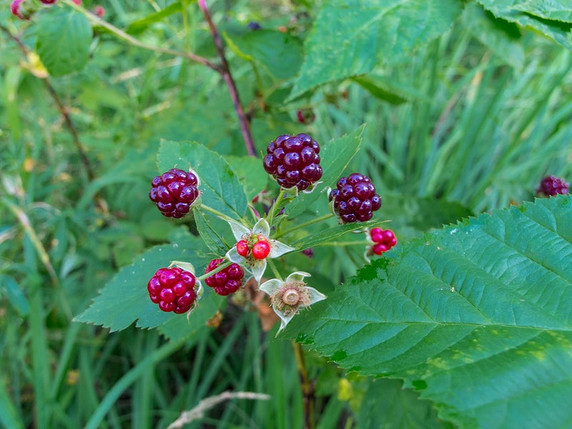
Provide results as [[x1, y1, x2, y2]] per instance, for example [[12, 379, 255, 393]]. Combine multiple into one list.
[[284, 196, 572, 428]]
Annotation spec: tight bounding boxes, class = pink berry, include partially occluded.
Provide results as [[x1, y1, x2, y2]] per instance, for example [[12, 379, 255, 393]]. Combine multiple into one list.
[[40, 0, 57, 4], [370, 227, 384, 243], [94, 5, 104, 17], [252, 240, 271, 260], [148, 267, 197, 313], [537, 176, 569, 197], [372, 243, 388, 255]]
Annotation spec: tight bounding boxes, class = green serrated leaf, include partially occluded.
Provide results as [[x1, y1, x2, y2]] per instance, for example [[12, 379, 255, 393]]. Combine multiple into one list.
[[36, 9, 92, 77], [285, 125, 365, 218], [157, 140, 248, 221], [225, 30, 303, 80], [224, 155, 267, 201], [477, 0, 572, 48], [289, 0, 463, 99], [284, 196, 572, 428], [194, 210, 228, 256], [514, 0, 572, 23], [463, 3, 524, 69], [126, 1, 182, 35], [75, 231, 212, 332]]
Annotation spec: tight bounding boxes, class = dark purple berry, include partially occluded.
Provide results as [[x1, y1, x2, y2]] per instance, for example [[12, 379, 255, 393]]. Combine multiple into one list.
[[537, 176, 569, 197], [204, 258, 245, 296], [263, 134, 323, 191], [150, 168, 200, 218], [148, 267, 197, 313], [330, 173, 381, 223]]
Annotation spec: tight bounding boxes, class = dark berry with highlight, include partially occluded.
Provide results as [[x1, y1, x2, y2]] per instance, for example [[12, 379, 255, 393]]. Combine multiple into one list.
[[264, 134, 322, 191], [537, 176, 569, 197], [148, 267, 197, 313], [204, 259, 245, 296], [329, 173, 381, 223], [149, 168, 199, 218]]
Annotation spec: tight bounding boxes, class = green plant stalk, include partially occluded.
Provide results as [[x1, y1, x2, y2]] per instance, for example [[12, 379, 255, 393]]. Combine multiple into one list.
[[200, 204, 250, 227], [292, 342, 315, 429], [196, 260, 232, 281], [267, 188, 287, 228]]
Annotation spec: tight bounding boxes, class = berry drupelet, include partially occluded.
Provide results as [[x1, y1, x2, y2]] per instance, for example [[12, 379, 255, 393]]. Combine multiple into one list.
[[263, 133, 323, 191], [329, 173, 382, 223], [149, 168, 200, 218], [148, 267, 198, 313], [537, 176, 569, 197], [204, 259, 245, 296]]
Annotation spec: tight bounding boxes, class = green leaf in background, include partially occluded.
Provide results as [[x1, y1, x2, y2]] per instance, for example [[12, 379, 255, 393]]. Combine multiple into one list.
[[463, 3, 524, 69], [224, 155, 268, 201], [36, 9, 92, 77], [351, 76, 408, 105], [289, 0, 463, 99], [126, 1, 182, 35], [75, 230, 214, 333], [477, 0, 572, 48], [225, 30, 304, 81], [0, 275, 30, 317], [284, 196, 572, 428], [157, 140, 249, 221], [285, 125, 365, 218], [357, 379, 449, 429]]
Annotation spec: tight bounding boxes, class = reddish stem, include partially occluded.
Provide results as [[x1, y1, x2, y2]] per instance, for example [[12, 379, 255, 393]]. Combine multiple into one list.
[[197, 0, 257, 157]]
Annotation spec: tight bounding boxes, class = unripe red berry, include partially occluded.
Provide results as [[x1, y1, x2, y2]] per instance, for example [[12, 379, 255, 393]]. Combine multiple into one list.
[[252, 240, 271, 260], [236, 240, 250, 257], [148, 267, 197, 313], [372, 243, 388, 255], [94, 5, 104, 17]]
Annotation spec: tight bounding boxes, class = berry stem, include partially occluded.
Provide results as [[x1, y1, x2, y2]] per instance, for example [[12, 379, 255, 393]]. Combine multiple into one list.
[[61, 0, 221, 72], [197, 0, 257, 158], [292, 342, 315, 429], [267, 188, 286, 227], [267, 260, 283, 281], [200, 204, 250, 227], [196, 260, 232, 281], [275, 213, 334, 239], [313, 240, 372, 247]]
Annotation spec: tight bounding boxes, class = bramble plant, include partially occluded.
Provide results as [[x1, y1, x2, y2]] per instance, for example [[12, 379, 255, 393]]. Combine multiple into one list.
[[1, 0, 572, 428]]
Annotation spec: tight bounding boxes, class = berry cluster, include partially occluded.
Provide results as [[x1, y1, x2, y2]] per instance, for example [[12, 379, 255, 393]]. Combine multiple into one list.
[[537, 176, 569, 197], [369, 228, 397, 255], [237, 235, 271, 260], [147, 267, 198, 313], [329, 173, 382, 223], [263, 133, 323, 191], [204, 259, 245, 296], [149, 168, 200, 218]]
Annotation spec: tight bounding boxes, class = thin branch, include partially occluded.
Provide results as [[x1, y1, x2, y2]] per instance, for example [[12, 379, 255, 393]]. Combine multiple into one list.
[[198, 0, 257, 157], [167, 391, 271, 428], [61, 0, 221, 73]]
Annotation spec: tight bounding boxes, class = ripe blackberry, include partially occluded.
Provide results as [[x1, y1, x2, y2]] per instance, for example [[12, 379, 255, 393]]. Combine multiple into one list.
[[263, 133, 323, 191], [537, 176, 569, 197], [204, 258, 245, 296], [147, 267, 197, 313], [149, 168, 200, 218], [369, 227, 397, 255], [329, 173, 381, 223]]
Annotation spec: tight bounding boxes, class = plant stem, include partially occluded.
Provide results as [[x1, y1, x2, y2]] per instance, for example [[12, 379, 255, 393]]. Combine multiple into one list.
[[314, 240, 370, 247], [267, 188, 286, 228], [275, 213, 334, 239], [62, 0, 220, 72], [292, 342, 315, 429], [196, 260, 231, 281], [197, 0, 257, 157]]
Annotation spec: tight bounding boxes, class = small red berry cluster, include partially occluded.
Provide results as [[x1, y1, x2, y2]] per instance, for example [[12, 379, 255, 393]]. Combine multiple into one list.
[[204, 259, 245, 296], [369, 228, 397, 255], [537, 176, 569, 197], [236, 235, 271, 260], [147, 267, 198, 313]]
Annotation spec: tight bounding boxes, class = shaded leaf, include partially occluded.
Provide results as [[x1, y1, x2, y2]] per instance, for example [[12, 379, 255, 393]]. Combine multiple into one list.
[[36, 9, 92, 77], [284, 196, 572, 428], [514, 0, 572, 23], [194, 209, 228, 256], [157, 140, 248, 221], [351, 76, 408, 105], [126, 1, 182, 35], [477, 0, 572, 48], [290, 0, 463, 99], [224, 155, 268, 201]]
